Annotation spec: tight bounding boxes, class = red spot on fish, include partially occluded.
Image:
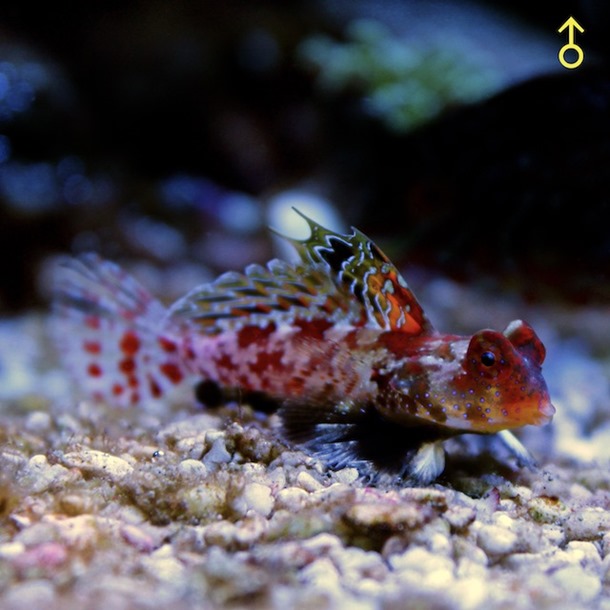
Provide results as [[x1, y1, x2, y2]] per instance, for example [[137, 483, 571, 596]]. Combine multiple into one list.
[[128, 375, 139, 388], [120, 331, 140, 355], [237, 374, 251, 387], [158, 336, 177, 353], [148, 376, 162, 398], [112, 383, 124, 396], [293, 318, 333, 341], [258, 376, 271, 392], [215, 353, 235, 370], [343, 329, 360, 350], [119, 358, 136, 374], [84, 340, 101, 355], [181, 338, 196, 361], [87, 363, 102, 377], [237, 324, 276, 349], [287, 376, 305, 394], [377, 331, 422, 356], [160, 362, 183, 384], [252, 350, 284, 372]]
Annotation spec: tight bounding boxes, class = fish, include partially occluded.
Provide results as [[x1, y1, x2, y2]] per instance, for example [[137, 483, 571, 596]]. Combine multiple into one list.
[[52, 209, 555, 485]]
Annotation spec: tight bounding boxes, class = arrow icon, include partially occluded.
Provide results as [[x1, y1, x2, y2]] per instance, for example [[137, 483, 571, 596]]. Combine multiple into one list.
[[557, 17, 585, 69], [558, 16, 584, 40]]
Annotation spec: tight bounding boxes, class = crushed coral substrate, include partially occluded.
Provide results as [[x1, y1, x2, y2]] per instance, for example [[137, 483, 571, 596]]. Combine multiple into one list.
[[1, 294, 610, 610]]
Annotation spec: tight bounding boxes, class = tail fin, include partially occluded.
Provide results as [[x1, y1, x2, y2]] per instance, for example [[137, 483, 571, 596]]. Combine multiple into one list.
[[52, 254, 189, 408]]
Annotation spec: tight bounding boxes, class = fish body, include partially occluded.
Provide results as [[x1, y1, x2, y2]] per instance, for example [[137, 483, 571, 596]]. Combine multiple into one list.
[[53, 211, 554, 484]]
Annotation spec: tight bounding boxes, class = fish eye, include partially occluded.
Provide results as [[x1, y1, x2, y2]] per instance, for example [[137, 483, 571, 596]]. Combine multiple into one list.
[[480, 351, 496, 367]]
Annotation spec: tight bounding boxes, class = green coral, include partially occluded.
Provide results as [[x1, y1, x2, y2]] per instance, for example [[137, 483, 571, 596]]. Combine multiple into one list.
[[299, 19, 499, 132]]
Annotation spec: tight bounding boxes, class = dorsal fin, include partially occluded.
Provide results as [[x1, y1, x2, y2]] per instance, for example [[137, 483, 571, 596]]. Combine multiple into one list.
[[167, 258, 364, 332], [170, 210, 433, 334], [273, 209, 434, 334]]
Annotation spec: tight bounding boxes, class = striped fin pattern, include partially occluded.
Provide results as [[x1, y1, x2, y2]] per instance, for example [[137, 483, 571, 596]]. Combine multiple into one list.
[[167, 257, 364, 332], [279, 209, 433, 334]]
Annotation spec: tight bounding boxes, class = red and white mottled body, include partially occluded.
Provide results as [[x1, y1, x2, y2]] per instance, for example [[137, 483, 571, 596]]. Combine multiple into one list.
[[53, 211, 555, 484]]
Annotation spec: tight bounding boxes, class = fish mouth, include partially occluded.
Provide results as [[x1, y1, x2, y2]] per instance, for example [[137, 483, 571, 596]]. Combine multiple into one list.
[[536, 399, 556, 425]]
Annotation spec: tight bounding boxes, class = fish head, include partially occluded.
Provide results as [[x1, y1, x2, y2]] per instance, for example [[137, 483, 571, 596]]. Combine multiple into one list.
[[378, 320, 554, 435], [448, 319, 555, 433]]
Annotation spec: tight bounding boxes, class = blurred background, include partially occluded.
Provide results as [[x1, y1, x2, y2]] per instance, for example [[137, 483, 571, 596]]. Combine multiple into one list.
[[0, 0, 609, 311]]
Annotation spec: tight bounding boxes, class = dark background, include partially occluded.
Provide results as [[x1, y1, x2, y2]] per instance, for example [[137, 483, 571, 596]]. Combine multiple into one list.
[[0, 0, 609, 309]]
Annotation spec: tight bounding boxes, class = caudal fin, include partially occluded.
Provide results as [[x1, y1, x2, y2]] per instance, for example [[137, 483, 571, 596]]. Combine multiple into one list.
[[52, 254, 189, 407]]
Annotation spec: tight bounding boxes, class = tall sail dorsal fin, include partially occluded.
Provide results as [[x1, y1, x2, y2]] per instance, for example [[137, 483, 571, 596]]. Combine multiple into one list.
[[170, 209, 433, 334], [273, 209, 433, 334]]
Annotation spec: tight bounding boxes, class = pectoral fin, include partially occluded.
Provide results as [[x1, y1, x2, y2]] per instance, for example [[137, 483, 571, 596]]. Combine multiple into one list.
[[278, 400, 447, 486]]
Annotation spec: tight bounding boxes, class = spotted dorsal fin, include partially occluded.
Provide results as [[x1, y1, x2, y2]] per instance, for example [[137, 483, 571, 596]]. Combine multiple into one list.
[[167, 258, 364, 332], [170, 210, 433, 334], [275, 209, 434, 334]]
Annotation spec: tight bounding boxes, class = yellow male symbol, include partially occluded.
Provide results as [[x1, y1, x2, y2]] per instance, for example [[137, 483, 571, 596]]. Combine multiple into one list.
[[558, 17, 584, 69]]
